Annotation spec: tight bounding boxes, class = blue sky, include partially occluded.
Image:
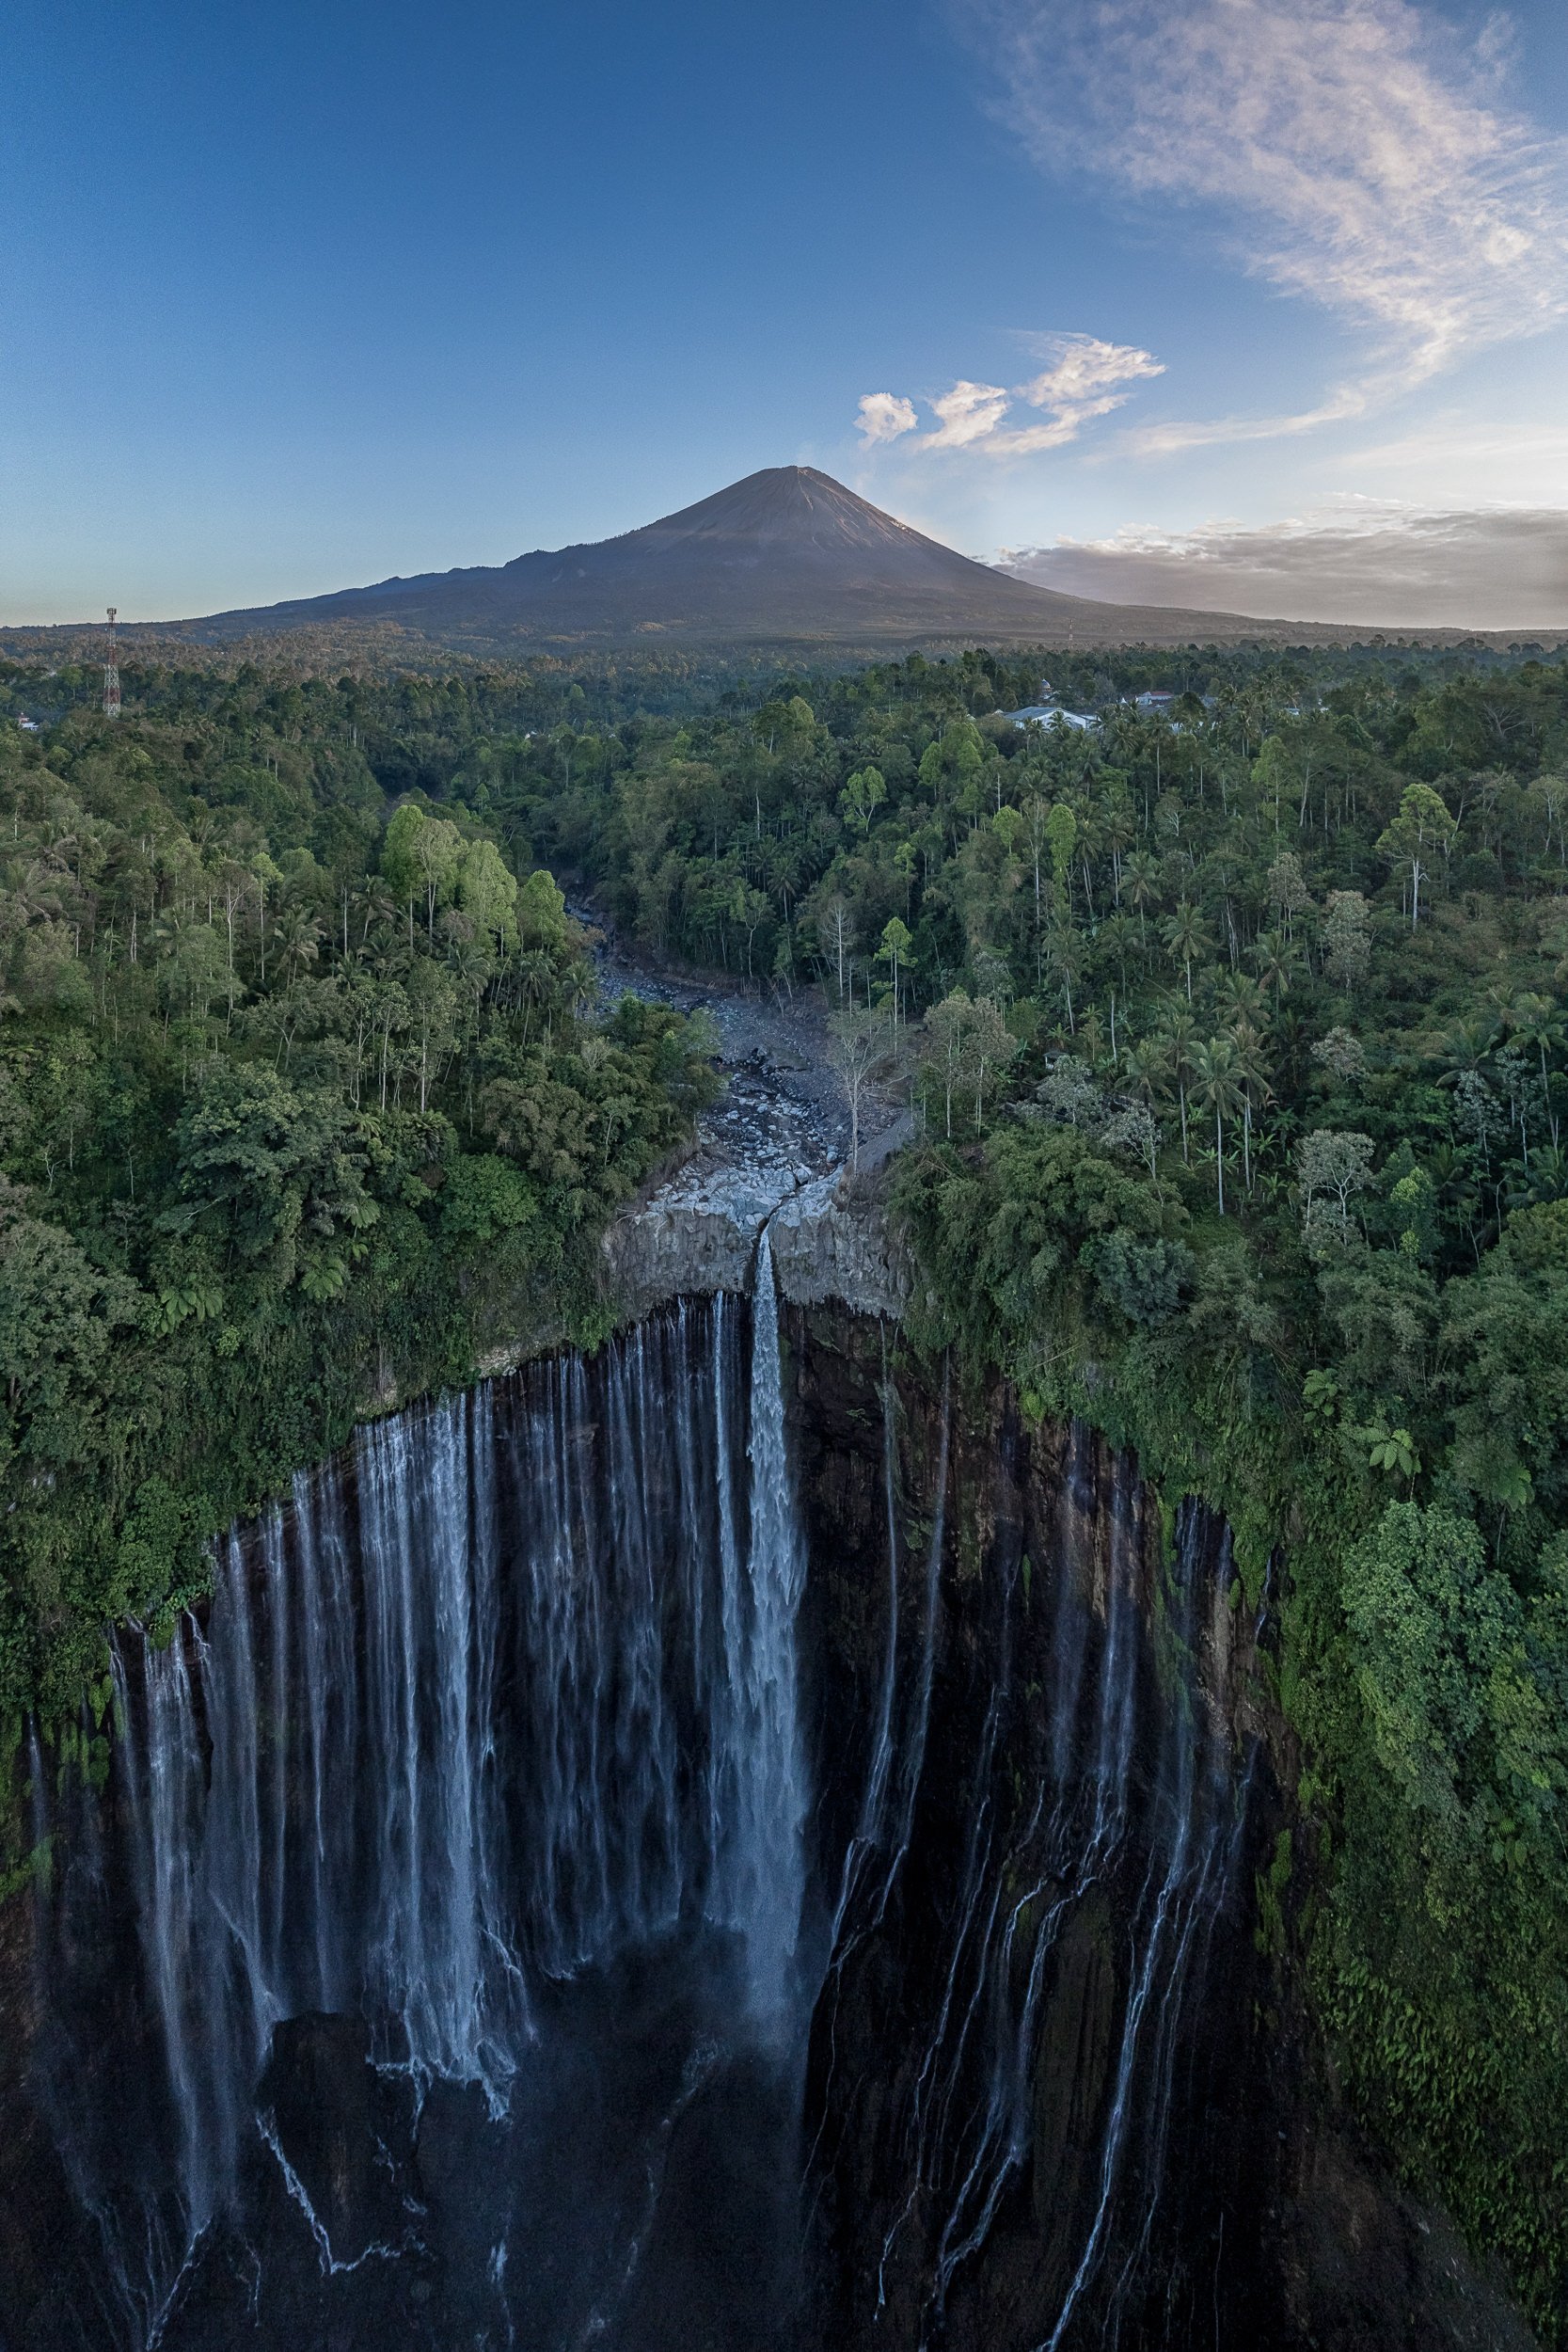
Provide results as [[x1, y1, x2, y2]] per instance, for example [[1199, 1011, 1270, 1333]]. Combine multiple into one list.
[[7, 0, 1568, 626]]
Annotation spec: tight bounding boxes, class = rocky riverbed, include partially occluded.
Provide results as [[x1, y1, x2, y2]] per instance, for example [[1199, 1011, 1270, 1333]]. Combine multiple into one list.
[[578, 904, 917, 1321]]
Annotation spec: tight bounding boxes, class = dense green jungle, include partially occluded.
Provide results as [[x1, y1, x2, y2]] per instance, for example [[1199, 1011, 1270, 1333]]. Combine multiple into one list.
[[4, 633, 1568, 2337]]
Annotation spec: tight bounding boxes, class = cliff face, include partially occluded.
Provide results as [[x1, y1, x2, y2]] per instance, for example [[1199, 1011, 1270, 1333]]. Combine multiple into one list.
[[784, 1304, 1537, 2352], [0, 1287, 1537, 2352], [786, 1304, 1279, 2349], [599, 1162, 912, 1327]]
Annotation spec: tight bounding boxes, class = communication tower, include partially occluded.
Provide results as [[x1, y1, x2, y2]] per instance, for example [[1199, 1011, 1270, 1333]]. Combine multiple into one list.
[[103, 607, 120, 720]]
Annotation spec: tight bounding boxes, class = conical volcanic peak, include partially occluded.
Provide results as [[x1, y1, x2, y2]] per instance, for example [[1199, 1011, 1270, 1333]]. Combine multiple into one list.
[[591, 466, 974, 566], [157, 467, 1344, 652]]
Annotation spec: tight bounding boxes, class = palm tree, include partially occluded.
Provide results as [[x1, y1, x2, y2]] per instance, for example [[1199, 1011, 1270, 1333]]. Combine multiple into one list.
[[8, 859, 64, 929], [1120, 1039, 1163, 1110], [1251, 928, 1293, 1004], [1100, 796, 1134, 904], [1505, 993, 1565, 1152], [1212, 967, 1268, 1031], [1072, 798, 1104, 920], [1154, 1006, 1196, 1163], [1046, 917, 1082, 1034], [1100, 909, 1139, 995], [1189, 1035, 1243, 1215], [1123, 850, 1162, 951], [1229, 1018, 1273, 1194], [1160, 899, 1212, 1002], [354, 880, 398, 950], [273, 907, 324, 985], [1435, 1014, 1497, 1091]]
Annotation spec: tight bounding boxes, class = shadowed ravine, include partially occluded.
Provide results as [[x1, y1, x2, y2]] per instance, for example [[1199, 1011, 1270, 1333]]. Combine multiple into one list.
[[7, 1263, 1346, 2350]]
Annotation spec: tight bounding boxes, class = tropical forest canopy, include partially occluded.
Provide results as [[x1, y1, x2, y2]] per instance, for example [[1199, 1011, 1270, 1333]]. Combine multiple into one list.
[[5, 632, 1568, 2336], [0, 660, 715, 1740]]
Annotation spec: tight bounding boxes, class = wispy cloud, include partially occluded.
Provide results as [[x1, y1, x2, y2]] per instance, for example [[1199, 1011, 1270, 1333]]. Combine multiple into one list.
[[997, 501, 1568, 628], [924, 379, 1013, 448], [962, 0, 1568, 447], [856, 333, 1164, 454]]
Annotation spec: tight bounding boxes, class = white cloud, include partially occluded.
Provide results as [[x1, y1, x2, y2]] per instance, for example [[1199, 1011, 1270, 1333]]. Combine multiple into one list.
[[924, 379, 1013, 448], [856, 392, 920, 444], [963, 0, 1568, 446], [1018, 334, 1164, 414], [856, 333, 1164, 456], [997, 501, 1568, 628], [1001, 333, 1167, 451]]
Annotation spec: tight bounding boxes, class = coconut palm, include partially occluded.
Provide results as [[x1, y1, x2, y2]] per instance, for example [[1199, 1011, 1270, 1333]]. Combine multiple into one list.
[[1100, 909, 1139, 995], [1153, 1005, 1197, 1163], [353, 880, 398, 951], [1212, 967, 1269, 1031], [1229, 1018, 1273, 1194], [1120, 1039, 1163, 1110], [1099, 796, 1134, 903], [1046, 917, 1082, 1034], [1123, 850, 1162, 950], [1504, 993, 1566, 1152], [1434, 1014, 1498, 1092], [1251, 928, 1294, 1004], [1072, 798, 1105, 919], [1189, 1034, 1243, 1215], [274, 907, 325, 985], [1160, 899, 1213, 1002]]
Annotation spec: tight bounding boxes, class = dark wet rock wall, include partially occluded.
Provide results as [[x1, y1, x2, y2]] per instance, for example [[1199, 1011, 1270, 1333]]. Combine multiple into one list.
[[0, 1297, 1538, 2352]]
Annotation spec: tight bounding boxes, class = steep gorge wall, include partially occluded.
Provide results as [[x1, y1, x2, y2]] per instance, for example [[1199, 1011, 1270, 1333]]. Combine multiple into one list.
[[785, 1305, 1281, 2349], [0, 1273, 1539, 2352], [784, 1303, 1538, 2352]]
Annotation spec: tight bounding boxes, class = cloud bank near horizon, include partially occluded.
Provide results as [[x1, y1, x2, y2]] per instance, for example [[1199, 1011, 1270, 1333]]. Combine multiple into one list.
[[997, 505, 1568, 629], [958, 0, 1568, 451]]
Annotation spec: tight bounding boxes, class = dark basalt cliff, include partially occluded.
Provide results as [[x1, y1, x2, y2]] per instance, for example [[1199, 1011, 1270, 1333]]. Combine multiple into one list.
[[0, 1297, 1537, 2352], [789, 1305, 1275, 2349], [785, 1304, 1536, 2352]]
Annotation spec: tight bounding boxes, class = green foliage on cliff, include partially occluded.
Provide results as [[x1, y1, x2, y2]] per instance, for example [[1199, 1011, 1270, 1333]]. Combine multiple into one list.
[[0, 686, 713, 1733]]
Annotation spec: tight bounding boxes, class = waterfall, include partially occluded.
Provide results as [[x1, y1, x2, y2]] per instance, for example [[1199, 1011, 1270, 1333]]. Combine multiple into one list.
[[705, 1233, 810, 2026], [819, 1359, 903, 1970], [19, 1295, 1267, 2352], [64, 1290, 812, 2340], [819, 1429, 1252, 2352], [953, 1494, 1236, 2346], [826, 1352, 950, 1973]]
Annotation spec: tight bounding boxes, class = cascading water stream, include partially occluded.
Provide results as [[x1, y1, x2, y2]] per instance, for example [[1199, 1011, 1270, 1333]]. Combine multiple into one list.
[[40, 1283, 814, 2348], [18, 1279, 1267, 2352], [706, 1232, 810, 2029], [811, 1412, 1254, 2352]]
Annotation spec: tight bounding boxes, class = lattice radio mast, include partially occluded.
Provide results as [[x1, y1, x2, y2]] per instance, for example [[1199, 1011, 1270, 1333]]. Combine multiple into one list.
[[103, 607, 120, 720]]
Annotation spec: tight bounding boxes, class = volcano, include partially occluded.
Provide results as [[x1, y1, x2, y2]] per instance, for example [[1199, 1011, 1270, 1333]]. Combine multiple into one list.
[[171, 466, 1286, 652]]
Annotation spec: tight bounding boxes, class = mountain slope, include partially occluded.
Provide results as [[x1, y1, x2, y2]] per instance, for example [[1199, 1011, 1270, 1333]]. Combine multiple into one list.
[[172, 467, 1300, 651]]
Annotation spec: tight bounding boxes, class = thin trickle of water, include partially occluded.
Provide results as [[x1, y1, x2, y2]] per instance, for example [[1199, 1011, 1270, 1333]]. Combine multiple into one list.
[[814, 1352, 952, 2214], [861, 1361, 902, 1857], [1043, 1507, 1237, 2351], [820, 1361, 902, 1971], [877, 1356, 949, 1915], [834, 1446, 1247, 2352]]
